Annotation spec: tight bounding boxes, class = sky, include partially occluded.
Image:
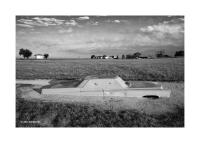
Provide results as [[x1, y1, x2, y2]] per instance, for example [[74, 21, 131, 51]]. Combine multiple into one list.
[[16, 16, 184, 58]]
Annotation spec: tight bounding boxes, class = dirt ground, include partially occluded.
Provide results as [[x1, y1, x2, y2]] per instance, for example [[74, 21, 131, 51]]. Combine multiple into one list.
[[16, 79, 184, 114]]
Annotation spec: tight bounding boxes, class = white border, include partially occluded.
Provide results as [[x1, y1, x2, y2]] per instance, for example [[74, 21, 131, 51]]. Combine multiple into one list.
[[0, 0, 200, 143]]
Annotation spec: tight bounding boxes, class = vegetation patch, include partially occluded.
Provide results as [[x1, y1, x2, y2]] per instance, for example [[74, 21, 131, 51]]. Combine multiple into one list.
[[16, 99, 184, 127], [16, 58, 184, 82]]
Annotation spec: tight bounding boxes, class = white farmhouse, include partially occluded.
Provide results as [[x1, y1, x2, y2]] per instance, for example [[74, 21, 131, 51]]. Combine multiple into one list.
[[34, 54, 45, 59]]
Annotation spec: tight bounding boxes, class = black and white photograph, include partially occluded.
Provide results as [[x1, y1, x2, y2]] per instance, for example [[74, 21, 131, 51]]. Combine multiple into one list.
[[2, 0, 200, 142], [16, 15, 184, 127]]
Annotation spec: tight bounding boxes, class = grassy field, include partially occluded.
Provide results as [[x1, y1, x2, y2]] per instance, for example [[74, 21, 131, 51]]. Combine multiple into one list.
[[16, 58, 184, 127], [16, 81, 184, 127], [16, 58, 184, 81], [16, 98, 184, 127]]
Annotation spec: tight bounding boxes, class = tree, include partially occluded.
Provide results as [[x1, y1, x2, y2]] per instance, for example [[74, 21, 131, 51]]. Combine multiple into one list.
[[91, 55, 96, 59], [126, 54, 132, 59], [125, 52, 142, 59], [102, 55, 107, 59], [156, 50, 165, 58], [44, 54, 49, 59], [122, 54, 125, 59], [133, 52, 141, 58], [19, 48, 25, 57], [174, 50, 184, 57], [19, 48, 32, 59]]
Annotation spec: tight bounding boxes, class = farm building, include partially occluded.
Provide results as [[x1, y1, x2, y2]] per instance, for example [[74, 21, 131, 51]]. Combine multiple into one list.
[[91, 55, 119, 59], [34, 54, 45, 59]]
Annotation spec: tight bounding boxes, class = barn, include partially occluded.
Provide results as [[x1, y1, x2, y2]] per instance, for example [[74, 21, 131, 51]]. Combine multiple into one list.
[[34, 54, 45, 59]]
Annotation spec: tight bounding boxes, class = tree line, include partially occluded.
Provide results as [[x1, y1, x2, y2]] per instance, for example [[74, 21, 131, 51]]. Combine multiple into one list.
[[18, 48, 184, 60], [92, 50, 184, 59]]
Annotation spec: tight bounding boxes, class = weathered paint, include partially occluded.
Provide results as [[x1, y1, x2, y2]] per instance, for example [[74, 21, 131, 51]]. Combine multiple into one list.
[[41, 76, 171, 98]]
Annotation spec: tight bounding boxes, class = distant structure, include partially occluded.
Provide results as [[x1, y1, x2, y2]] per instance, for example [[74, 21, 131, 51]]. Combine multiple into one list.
[[174, 50, 184, 57], [138, 56, 148, 59], [34, 54, 45, 59], [91, 55, 119, 59]]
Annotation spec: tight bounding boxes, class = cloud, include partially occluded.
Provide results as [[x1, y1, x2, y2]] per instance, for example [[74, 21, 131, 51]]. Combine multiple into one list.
[[112, 17, 183, 47], [16, 31, 26, 34], [18, 19, 33, 23], [32, 17, 65, 26], [92, 21, 99, 25], [77, 16, 90, 20], [88, 21, 99, 26], [32, 17, 65, 23], [17, 24, 34, 28], [140, 18, 184, 34], [178, 17, 184, 21], [113, 20, 120, 23], [65, 20, 78, 26], [17, 17, 65, 27], [16, 16, 185, 58], [105, 19, 122, 24], [58, 28, 73, 33], [138, 18, 184, 46]]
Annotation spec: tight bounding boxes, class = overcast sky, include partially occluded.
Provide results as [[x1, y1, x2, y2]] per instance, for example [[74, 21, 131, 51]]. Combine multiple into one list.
[[16, 16, 184, 58]]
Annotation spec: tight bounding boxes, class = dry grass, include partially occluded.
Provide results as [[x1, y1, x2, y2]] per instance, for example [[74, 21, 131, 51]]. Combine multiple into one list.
[[16, 98, 184, 127], [16, 58, 184, 81], [16, 57, 184, 127]]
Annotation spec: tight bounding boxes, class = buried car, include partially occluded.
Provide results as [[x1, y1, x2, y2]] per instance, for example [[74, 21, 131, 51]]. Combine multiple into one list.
[[42, 76, 171, 98]]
